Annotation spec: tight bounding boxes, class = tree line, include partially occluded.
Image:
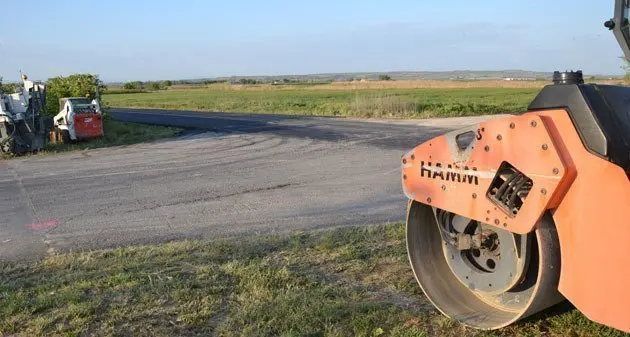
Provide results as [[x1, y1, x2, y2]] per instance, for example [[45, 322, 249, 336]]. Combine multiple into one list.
[[0, 77, 19, 93], [122, 80, 173, 90]]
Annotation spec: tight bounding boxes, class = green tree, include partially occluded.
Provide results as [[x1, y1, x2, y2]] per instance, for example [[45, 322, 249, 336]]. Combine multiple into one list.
[[161, 80, 172, 87], [238, 78, 257, 85], [45, 74, 105, 115], [149, 82, 161, 90], [122, 81, 144, 90], [378, 74, 392, 81], [0, 77, 19, 93]]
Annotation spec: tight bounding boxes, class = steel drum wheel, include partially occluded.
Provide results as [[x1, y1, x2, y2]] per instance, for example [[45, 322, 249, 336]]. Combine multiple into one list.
[[406, 201, 565, 330]]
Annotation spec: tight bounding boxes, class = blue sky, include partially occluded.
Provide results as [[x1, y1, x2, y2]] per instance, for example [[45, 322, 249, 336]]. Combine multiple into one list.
[[0, 0, 624, 82]]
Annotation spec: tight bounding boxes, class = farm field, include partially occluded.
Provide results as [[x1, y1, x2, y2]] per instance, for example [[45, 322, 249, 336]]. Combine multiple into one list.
[[103, 81, 553, 118]]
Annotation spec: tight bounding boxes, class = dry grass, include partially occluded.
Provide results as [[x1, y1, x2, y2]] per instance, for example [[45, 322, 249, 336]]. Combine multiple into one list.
[[314, 80, 550, 90], [353, 93, 418, 117], [1, 223, 627, 337], [166, 79, 627, 92]]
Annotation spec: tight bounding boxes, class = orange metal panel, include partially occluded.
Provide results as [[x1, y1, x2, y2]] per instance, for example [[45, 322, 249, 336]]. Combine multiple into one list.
[[537, 109, 630, 333], [402, 114, 568, 234]]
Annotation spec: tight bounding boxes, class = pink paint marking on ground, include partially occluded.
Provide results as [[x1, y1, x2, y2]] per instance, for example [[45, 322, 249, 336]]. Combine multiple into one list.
[[27, 220, 59, 231]]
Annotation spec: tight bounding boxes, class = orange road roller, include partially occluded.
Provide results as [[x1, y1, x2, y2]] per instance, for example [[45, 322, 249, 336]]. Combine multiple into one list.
[[401, 1, 630, 332]]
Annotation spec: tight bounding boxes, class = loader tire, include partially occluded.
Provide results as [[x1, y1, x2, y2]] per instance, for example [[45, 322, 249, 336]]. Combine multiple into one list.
[[61, 130, 70, 144]]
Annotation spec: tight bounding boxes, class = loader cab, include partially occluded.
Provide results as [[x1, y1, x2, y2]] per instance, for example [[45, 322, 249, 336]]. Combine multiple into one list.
[[61, 98, 100, 115]]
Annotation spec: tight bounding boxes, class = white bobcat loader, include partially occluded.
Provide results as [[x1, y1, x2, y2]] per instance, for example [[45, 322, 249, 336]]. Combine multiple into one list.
[[50, 94, 104, 143]]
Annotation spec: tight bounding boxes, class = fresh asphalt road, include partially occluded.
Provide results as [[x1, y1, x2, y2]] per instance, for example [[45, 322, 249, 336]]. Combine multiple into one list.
[[0, 109, 499, 261]]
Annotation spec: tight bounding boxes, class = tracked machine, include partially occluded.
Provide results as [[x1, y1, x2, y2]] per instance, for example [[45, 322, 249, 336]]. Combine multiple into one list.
[[402, 0, 630, 333], [0, 74, 49, 156]]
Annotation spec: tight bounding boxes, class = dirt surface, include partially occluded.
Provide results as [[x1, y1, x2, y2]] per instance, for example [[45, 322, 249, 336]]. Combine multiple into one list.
[[0, 109, 502, 261]]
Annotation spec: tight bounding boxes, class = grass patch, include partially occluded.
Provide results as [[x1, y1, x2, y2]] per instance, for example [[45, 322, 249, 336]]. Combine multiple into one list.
[[41, 116, 182, 154], [103, 86, 539, 119], [1, 223, 626, 337]]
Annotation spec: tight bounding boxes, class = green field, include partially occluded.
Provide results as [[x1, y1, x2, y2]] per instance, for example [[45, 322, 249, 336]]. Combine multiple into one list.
[[1, 223, 625, 337], [103, 87, 540, 118]]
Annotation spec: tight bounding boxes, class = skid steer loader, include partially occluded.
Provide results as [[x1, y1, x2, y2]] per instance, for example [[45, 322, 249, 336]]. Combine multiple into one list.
[[50, 96, 104, 144], [402, 0, 630, 333]]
